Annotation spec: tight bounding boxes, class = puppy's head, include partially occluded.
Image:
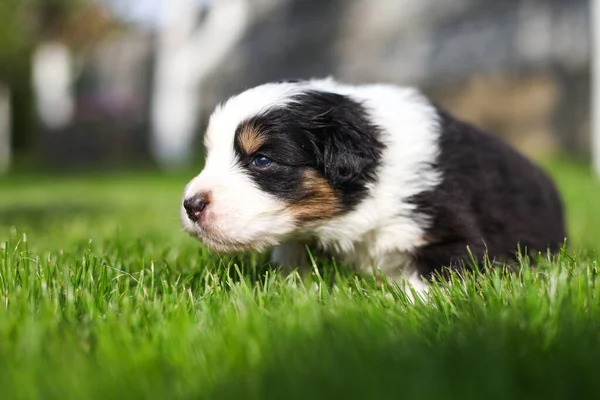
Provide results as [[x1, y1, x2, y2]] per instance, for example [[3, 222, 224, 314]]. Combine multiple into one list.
[[181, 81, 383, 253]]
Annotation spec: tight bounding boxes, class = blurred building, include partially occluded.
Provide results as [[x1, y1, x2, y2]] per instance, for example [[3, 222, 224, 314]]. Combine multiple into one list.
[[199, 0, 589, 159], [30, 0, 591, 169]]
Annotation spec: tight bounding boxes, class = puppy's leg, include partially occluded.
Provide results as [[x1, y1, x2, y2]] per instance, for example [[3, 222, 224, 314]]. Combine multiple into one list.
[[378, 262, 430, 303], [413, 240, 485, 278], [270, 243, 311, 275]]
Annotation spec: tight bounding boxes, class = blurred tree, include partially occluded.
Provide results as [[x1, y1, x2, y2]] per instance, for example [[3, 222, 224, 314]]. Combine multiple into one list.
[[0, 0, 33, 152], [0, 1, 28, 77]]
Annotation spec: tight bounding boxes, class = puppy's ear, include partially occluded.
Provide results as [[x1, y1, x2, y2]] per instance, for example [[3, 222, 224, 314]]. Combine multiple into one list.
[[317, 122, 381, 188], [304, 92, 383, 196]]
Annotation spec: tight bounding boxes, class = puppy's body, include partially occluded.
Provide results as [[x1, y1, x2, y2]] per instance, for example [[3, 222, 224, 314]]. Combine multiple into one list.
[[181, 78, 565, 293]]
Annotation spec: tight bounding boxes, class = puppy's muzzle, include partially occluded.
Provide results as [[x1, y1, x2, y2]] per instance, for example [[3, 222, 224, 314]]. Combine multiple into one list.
[[183, 192, 210, 223]]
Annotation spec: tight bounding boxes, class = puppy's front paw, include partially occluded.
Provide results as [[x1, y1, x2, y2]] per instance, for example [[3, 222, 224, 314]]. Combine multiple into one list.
[[270, 243, 311, 275]]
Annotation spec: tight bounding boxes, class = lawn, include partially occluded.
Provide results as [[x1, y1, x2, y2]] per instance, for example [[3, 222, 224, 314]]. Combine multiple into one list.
[[0, 158, 599, 400]]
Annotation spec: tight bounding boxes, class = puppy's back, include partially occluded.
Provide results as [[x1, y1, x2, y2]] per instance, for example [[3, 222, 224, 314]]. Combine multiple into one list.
[[411, 107, 566, 277]]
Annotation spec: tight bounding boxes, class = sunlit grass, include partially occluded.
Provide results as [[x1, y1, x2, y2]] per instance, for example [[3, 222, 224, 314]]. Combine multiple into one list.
[[0, 158, 598, 399]]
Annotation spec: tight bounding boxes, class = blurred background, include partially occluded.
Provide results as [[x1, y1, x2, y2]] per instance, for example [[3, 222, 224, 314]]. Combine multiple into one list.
[[0, 0, 594, 174]]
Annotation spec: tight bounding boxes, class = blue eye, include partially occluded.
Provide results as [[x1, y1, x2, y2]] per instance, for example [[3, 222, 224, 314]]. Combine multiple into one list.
[[251, 155, 272, 167]]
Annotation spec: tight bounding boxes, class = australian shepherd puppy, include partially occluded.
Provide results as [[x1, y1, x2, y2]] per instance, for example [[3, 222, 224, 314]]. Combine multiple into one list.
[[180, 78, 566, 294]]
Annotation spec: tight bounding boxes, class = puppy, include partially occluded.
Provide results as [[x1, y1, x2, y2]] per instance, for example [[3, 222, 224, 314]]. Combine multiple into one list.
[[181, 78, 566, 294]]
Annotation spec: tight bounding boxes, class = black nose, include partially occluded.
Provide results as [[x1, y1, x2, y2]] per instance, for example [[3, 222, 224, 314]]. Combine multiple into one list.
[[183, 194, 209, 223]]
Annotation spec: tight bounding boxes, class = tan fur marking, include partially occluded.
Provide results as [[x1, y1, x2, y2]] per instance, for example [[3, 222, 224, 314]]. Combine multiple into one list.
[[237, 124, 265, 155], [421, 232, 437, 245], [288, 170, 342, 223]]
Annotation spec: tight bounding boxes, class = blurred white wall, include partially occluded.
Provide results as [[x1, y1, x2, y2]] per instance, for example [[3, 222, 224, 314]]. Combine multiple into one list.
[[32, 42, 75, 130]]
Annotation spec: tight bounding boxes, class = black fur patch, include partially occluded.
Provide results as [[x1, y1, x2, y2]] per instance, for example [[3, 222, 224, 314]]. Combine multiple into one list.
[[233, 89, 384, 211], [275, 78, 304, 84], [410, 107, 566, 279]]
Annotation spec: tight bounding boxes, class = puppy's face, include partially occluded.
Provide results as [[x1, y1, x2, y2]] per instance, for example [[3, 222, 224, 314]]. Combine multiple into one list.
[[181, 85, 382, 253]]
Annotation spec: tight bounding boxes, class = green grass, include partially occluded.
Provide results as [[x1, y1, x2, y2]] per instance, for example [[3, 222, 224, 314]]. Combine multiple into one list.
[[0, 158, 599, 400]]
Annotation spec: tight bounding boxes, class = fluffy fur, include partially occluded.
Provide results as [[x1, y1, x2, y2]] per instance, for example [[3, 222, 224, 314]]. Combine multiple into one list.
[[181, 78, 566, 295]]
